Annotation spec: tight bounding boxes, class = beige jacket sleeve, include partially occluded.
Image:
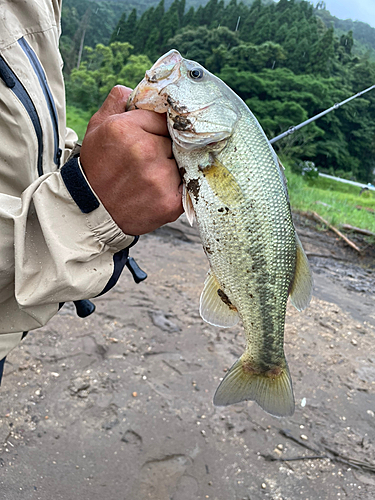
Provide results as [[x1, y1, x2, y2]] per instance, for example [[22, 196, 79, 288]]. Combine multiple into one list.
[[0, 158, 135, 358], [0, 1, 135, 360]]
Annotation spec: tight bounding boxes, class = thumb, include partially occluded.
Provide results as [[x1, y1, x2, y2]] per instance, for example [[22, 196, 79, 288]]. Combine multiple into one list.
[[97, 85, 133, 119]]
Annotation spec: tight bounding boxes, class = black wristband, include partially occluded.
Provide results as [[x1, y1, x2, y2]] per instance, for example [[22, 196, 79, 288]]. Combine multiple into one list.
[[60, 156, 100, 213]]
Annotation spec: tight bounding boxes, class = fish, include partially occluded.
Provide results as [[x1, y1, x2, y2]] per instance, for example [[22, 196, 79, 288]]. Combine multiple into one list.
[[127, 50, 313, 417]]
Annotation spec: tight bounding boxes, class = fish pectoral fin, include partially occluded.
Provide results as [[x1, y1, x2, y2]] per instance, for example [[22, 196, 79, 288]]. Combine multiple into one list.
[[203, 157, 243, 207], [289, 233, 313, 312], [182, 182, 195, 226], [200, 271, 239, 328], [213, 357, 295, 417]]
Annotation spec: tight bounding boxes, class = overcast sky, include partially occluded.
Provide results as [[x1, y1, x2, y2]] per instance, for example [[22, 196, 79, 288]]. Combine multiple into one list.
[[321, 0, 375, 28]]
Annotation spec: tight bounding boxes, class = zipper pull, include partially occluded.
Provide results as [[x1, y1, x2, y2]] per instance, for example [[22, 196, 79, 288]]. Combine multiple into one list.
[[126, 257, 147, 284], [73, 299, 96, 318]]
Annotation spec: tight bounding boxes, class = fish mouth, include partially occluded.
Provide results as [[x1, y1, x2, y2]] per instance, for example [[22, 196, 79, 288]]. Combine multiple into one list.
[[145, 49, 182, 81], [126, 50, 234, 150], [126, 50, 215, 117], [126, 50, 183, 112]]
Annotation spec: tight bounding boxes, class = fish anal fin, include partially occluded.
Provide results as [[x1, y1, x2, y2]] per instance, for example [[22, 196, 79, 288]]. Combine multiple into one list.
[[213, 356, 295, 417], [289, 233, 313, 312], [202, 157, 243, 207], [200, 271, 239, 328], [182, 182, 195, 226]]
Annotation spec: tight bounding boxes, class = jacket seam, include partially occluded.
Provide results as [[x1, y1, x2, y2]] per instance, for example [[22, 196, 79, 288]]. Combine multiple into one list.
[[0, 25, 58, 52]]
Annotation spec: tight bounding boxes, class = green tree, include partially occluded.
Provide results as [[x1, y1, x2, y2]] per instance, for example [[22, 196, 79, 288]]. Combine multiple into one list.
[[60, 0, 125, 75], [166, 26, 239, 69], [87, 0, 375, 182], [66, 42, 150, 113], [227, 42, 286, 72], [308, 26, 335, 76], [117, 54, 153, 89], [110, 9, 137, 45]]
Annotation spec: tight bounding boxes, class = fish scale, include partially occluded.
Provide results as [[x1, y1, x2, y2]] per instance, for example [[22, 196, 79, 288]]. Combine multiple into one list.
[[127, 49, 313, 417], [183, 118, 296, 365]]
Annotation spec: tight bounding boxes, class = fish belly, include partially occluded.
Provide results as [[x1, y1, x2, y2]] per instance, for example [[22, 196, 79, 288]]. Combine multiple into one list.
[[176, 126, 297, 416]]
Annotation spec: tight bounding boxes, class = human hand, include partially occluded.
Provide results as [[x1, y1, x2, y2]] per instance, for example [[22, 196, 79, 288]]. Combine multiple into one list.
[[80, 85, 183, 235]]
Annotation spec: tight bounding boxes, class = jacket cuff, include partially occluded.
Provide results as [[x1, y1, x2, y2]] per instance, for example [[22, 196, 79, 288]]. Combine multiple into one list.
[[60, 157, 135, 251], [61, 157, 99, 213]]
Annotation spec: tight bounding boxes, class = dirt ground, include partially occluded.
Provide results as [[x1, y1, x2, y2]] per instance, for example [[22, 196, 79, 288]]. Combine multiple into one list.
[[1, 213, 375, 500]]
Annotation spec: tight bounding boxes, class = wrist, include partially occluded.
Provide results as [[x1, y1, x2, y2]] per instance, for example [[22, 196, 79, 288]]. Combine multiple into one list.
[[60, 156, 136, 251]]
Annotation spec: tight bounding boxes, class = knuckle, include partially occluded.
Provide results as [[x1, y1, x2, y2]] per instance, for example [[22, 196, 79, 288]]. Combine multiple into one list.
[[99, 114, 121, 139], [109, 85, 123, 99], [105, 85, 129, 108], [130, 138, 157, 164]]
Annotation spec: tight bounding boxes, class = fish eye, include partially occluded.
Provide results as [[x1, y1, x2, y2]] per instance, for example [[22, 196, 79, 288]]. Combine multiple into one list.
[[189, 67, 204, 80]]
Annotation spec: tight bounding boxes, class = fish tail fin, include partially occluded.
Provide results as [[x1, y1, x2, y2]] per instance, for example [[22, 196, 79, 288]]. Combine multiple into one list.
[[213, 356, 295, 417]]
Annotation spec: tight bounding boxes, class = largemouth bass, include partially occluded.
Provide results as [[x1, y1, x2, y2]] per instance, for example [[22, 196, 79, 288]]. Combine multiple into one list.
[[127, 50, 313, 417]]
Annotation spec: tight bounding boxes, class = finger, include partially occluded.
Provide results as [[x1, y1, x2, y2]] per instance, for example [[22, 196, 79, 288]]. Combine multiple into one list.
[[126, 109, 169, 137], [99, 85, 133, 118]]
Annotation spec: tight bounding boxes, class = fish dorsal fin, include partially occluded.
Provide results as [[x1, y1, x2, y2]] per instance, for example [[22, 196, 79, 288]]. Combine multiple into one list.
[[182, 182, 195, 226], [203, 157, 243, 207], [213, 356, 295, 417], [289, 233, 313, 312], [200, 271, 239, 328]]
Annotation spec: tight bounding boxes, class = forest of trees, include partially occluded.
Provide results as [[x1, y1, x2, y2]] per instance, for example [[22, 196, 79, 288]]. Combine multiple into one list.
[[63, 0, 375, 183], [316, 5, 375, 58]]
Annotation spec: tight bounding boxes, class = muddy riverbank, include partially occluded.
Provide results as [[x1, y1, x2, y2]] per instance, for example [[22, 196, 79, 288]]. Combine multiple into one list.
[[1, 214, 375, 500]]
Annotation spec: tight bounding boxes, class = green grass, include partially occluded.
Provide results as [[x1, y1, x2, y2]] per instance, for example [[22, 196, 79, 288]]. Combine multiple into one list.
[[66, 105, 92, 141], [283, 162, 375, 234]]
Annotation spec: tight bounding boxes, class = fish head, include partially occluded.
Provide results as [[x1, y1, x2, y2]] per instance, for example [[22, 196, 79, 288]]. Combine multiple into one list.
[[127, 50, 240, 151]]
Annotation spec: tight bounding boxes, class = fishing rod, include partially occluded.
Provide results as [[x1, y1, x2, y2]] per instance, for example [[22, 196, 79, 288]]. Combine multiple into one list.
[[270, 83, 375, 144]]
